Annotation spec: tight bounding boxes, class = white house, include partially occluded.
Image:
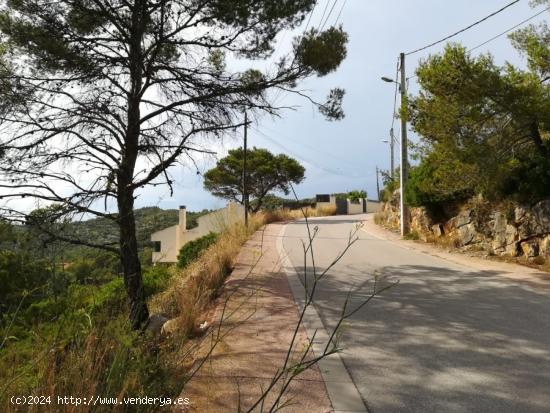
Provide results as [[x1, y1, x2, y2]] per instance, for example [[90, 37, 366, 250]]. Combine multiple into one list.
[[151, 202, 244, 264]]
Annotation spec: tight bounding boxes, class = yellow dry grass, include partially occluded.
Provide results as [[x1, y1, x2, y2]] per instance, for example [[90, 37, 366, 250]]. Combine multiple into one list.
[[149, 205, 335, 337]]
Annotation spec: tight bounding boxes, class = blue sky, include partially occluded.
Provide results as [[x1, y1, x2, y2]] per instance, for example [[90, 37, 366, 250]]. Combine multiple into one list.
[[137, 0, 548, 212]]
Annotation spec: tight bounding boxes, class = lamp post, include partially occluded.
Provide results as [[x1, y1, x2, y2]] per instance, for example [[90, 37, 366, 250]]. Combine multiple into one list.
[[382, 52, 409, 236]]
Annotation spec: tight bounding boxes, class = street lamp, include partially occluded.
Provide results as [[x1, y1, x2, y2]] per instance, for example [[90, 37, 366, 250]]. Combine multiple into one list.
[[382, 52, 410, 236]]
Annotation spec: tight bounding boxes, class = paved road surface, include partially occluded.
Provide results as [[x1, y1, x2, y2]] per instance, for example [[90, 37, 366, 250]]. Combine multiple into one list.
[[281, 214, 550, 413]]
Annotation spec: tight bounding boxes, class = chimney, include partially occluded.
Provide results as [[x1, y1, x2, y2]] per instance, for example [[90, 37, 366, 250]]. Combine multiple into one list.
[[179, 205, 187, 232]]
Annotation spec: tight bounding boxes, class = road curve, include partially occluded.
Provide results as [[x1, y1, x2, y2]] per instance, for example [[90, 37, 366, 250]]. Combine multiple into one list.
[[280, 213, 550, 413]]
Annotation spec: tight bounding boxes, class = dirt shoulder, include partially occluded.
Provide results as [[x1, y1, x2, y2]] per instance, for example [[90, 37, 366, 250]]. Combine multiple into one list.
[[179, 222, 332, 412], [364, 214, 550, 291]]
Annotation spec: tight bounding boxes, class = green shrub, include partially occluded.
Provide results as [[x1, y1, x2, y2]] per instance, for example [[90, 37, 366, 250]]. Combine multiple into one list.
[[403, 230, 420, 240], [143, 265, 172, 296], [0, 251, 51, 314], [347, 190, 366, 203], [89, 277, 126, 313], [380, 177, 399, 202], [405, 159, 472, 209], [177, 232, 218, 268]]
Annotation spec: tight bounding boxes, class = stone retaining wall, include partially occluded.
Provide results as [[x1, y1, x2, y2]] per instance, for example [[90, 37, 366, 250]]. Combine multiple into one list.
[[377, 191, 550, 260]]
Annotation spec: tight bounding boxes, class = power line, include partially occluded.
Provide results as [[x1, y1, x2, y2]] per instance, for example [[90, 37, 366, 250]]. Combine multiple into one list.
[[273, 0, 318, 105], [406, 4, 550, 83], [469, 5, 550, 52], [304, 0, 318, 33], [334, 0, 347, 26], [390, 57, 400, 133], [251, 125, 374, 179], [317, 0, 331, 30], [252, 126, 345, 175], [405, 0, 521, 55], [320, 0, 340, 31], [258, 124, 351, 164]]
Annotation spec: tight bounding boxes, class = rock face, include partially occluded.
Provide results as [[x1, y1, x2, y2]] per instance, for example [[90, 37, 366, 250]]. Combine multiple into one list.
[[521, 241, 539, 258], [376, 195, 550, 261], [431, 224, 444, 238], [491, 212, 518, 256], [540, 236, 550, 257]]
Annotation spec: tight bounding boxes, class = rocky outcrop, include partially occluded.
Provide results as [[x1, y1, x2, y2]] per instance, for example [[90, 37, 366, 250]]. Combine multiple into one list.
[[377, 194, 550, 261]]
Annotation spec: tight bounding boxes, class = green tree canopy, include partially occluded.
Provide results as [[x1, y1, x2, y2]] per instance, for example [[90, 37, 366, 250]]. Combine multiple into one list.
[[408, 40, 550, 205], [203, 147, 305, 212]]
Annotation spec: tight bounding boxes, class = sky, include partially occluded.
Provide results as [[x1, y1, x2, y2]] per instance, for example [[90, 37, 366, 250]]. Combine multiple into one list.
[[137, 0, 549, 212]]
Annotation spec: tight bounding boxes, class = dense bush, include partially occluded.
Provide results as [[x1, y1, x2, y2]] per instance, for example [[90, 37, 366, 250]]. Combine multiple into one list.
[[380, 178, 399, 202], [177, 232, 219, 268], [493, 152, 550, 203], [405, 158, 473, 209], [347, 190, 366, 203], [0, 251, 51, 314]]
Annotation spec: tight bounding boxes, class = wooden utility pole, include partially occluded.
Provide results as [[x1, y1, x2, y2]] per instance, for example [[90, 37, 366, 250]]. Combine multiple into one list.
[[376, 166, 380, 201], [242, 110, 249, 227], [399, 52, 410, 236]]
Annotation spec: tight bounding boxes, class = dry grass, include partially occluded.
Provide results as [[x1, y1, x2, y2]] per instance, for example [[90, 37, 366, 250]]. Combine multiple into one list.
[[373, 212, 384, 225], [261, 205, 336, 222], [424, 231, 461, 249], [150, 205, 335, 337], [150, 215, 262, 335], [2, 319, 179, 413]]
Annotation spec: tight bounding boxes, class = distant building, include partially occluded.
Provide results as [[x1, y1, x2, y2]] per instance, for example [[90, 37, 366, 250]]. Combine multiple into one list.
[[315, 194, 381, 215], [151, 203, 244, 263]]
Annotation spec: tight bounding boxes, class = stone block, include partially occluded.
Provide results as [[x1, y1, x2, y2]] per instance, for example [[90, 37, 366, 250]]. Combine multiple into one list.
[[540, 236, 550, 257], [520, 241, 539, 258]]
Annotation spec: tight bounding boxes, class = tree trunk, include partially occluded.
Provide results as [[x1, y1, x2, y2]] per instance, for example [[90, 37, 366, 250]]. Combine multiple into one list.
[[117, 188, 148, 329], [118, 0, 148, 330]]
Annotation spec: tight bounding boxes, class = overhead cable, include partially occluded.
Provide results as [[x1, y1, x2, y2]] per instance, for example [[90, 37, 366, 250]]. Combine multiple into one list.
[[406, 0, 521, 55]]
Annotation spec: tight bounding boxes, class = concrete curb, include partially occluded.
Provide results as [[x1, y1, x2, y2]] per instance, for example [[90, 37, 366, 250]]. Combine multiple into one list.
[[276, 223, 369, 413]]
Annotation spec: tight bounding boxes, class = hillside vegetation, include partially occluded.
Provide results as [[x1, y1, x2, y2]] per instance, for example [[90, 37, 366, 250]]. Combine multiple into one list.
[[1, 205, 336, 411]]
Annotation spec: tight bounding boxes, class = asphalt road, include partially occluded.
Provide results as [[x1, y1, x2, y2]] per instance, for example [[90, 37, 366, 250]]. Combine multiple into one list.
[[281, 214, 550, 413]]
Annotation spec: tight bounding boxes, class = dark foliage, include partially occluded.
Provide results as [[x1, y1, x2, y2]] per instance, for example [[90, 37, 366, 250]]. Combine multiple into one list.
[[177, 232, 219, 268]]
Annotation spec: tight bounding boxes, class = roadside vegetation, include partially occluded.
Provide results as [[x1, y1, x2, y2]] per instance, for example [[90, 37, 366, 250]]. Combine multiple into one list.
[[0, 203, 336, 412], [377, 1, 550, 269], [404, 16, 550, 213], [0, 207, 208, 411]]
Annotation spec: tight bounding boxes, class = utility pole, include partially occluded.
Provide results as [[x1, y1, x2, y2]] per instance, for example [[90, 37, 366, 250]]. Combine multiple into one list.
[[399, 52, 409, 236], [242, 110, 249, 227], [389, 127, 395, 180], [376, 166, 380, 201]]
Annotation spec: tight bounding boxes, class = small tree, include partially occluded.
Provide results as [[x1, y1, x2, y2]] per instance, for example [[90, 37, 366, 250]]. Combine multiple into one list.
[[204, 147, 305, 212], [0, 1, 349, 329]]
